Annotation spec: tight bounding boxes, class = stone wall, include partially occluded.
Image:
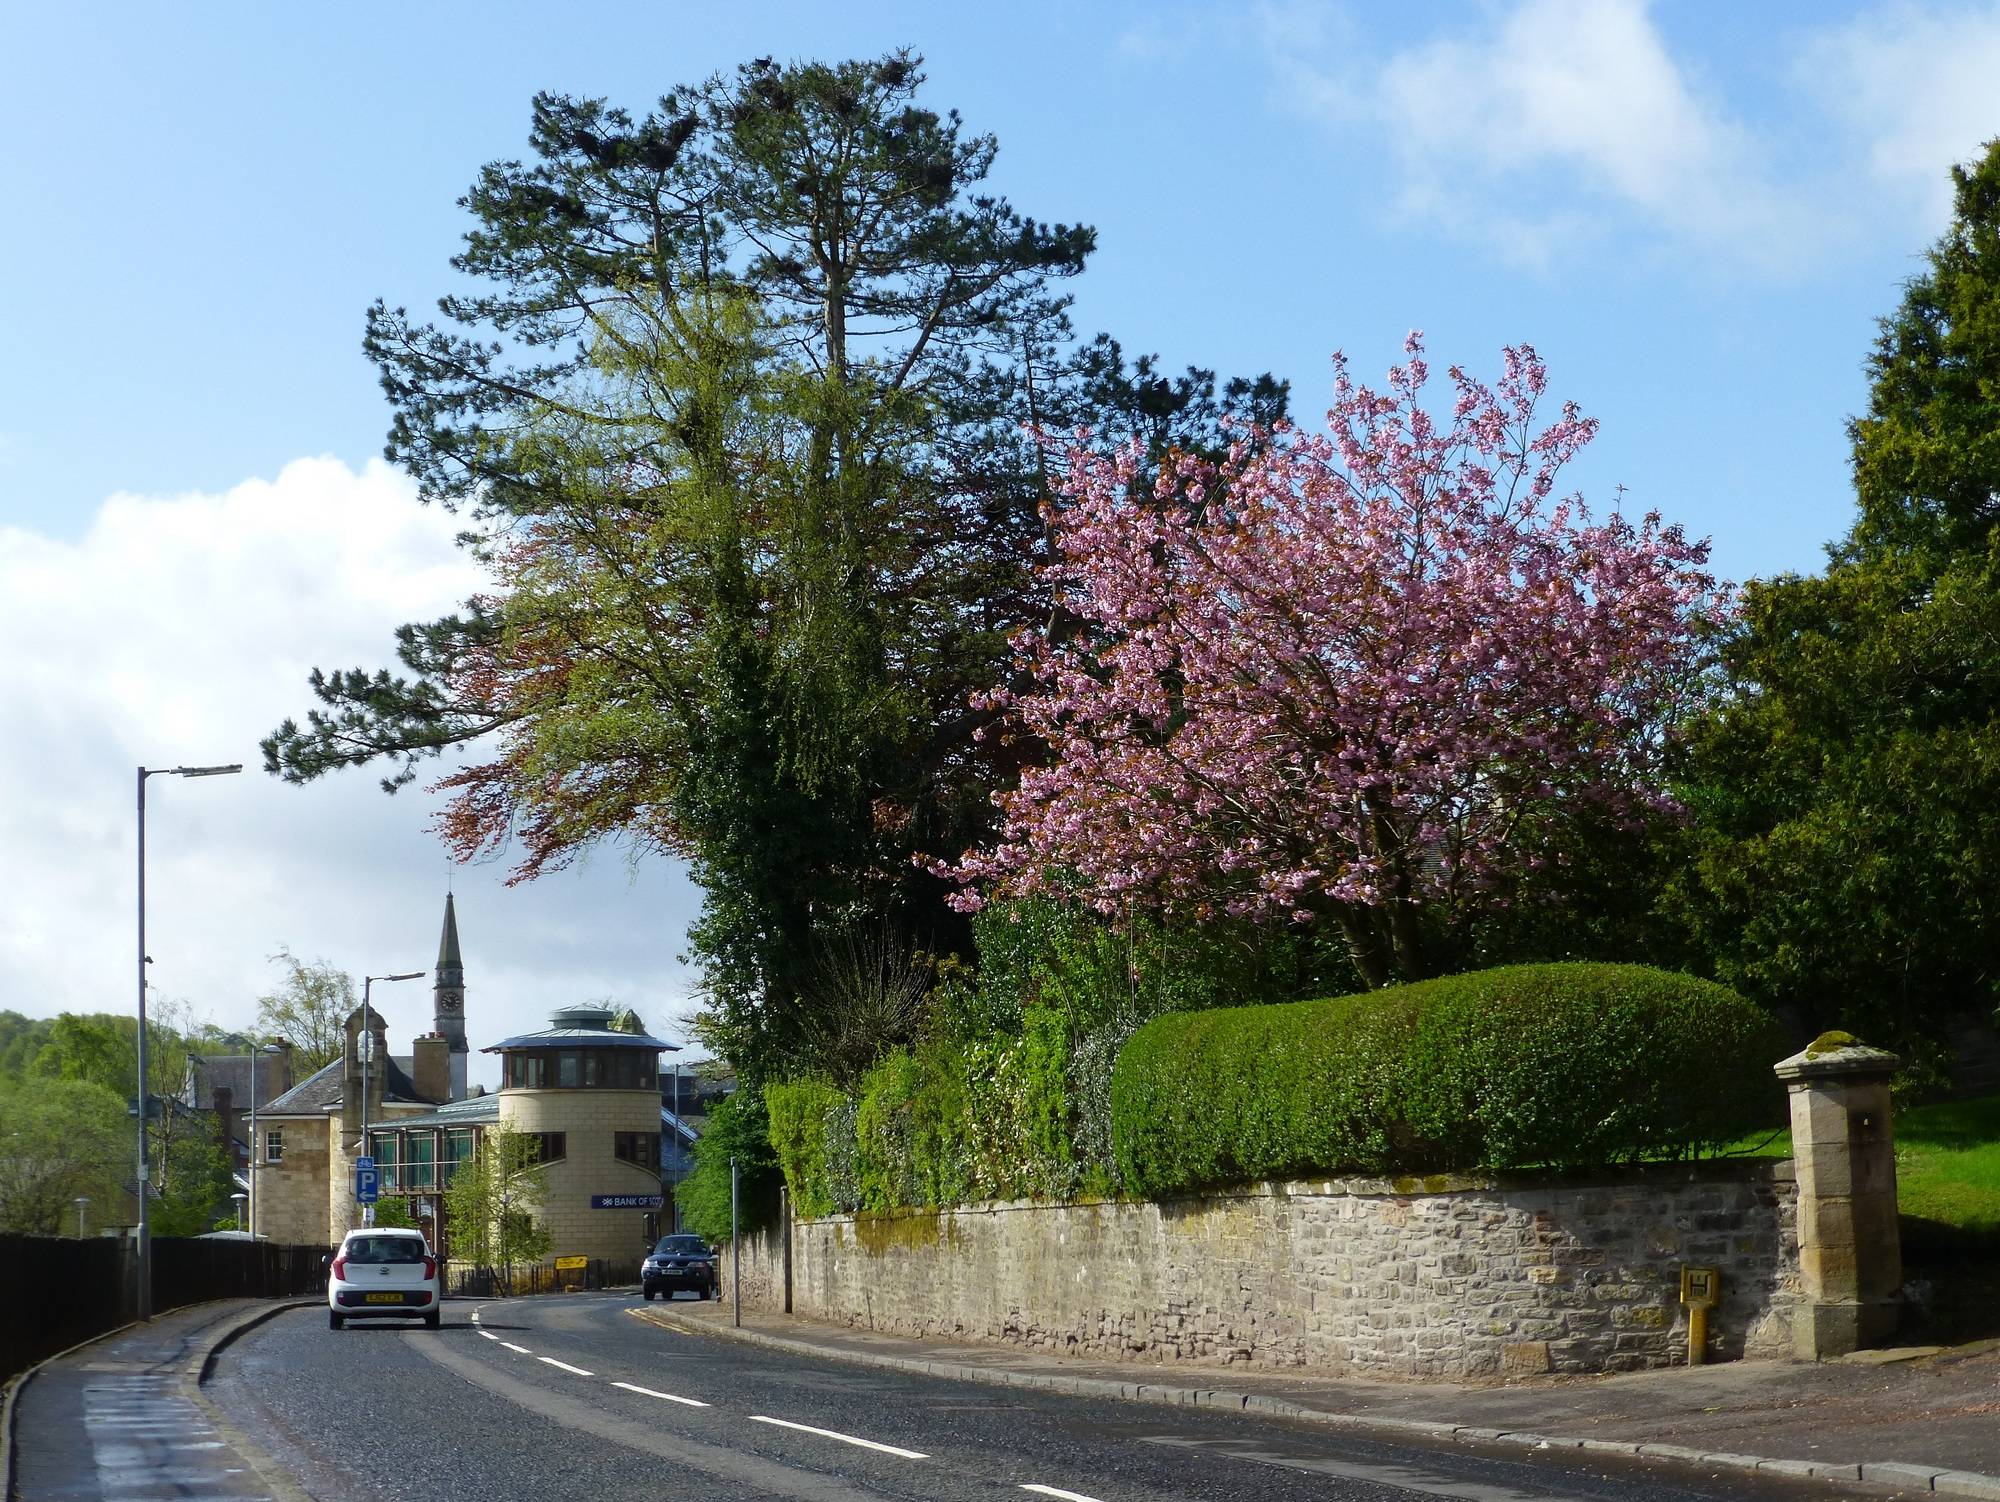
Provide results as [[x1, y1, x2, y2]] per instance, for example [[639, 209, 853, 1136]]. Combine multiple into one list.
[[720, 1164, 1799, 1378]]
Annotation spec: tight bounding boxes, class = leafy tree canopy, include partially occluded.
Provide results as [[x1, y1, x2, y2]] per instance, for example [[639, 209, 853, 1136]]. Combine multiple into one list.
[[256, 949, 355, 1073], [0, 1077, 128, 1236], [946, 338, 1727, 988], [261, 52, 1285, 1083], [1671, 141, 2000, 1061]]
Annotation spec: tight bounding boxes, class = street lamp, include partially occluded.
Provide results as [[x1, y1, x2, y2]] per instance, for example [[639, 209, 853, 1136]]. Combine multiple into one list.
[[136, 761, 241, 1321], [75, 1196, 89, 1239], [209, 1034, 285, 1238], [359, 971, 424, 1228], [231, 1191, 247, 1231]]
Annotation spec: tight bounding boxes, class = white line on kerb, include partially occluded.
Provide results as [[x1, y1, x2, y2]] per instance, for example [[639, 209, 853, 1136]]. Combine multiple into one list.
[[611, 1381, 709, 1408], [1020, 1488, 1107, 1502], [539, 1357, 595, 1377], [749, 1415, 928, 1459], [501, 1342, 531, 1354], [477, 1330, 499, 1341]]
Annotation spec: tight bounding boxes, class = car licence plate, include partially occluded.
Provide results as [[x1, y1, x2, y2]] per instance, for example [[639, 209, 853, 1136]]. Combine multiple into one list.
[[365, 1292, 405, 1304]]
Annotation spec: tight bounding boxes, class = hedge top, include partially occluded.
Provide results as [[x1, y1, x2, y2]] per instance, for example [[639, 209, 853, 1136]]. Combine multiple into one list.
[[1109, 962, 1785, 1198]]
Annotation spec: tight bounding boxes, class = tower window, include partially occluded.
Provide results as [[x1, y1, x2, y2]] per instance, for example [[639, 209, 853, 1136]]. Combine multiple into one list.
[[615, 1131, 660, 1168]]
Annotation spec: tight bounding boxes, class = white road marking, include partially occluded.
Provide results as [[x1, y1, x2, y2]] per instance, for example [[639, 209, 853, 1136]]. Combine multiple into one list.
[[539, 1356, 595, 1376], [1143, 1436, 1587, 1502], [749, 1415, 928, 1459], [478, 1330, 499, 1341], [501, 1342, 531, 1354], [1021, 1487, 1107, 1502], [611, 1380, 710, 1408], [469, 1309, 480, 1321]]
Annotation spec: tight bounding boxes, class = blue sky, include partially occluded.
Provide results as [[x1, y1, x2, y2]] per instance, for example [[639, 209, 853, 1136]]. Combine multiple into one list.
[[4, 1, 1998, 1067]]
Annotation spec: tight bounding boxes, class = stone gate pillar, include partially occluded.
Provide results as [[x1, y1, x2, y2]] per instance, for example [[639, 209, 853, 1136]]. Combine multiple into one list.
[[1774, 1035, 1901, 1360]]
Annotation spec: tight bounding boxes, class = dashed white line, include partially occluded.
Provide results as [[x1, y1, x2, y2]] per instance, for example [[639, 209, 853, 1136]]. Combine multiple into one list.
[[611, 1381, 709, 1408], [477, 1329, 499, 1341], [1020, 1488, 1106, 1502], [501, 1342, 531, 1354], [749, 1415, 928, 1459], [539, 1356, 595, 1377]]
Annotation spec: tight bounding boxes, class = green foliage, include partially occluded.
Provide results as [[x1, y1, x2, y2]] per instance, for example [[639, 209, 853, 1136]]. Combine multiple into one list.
[[764, 1078, 848, 1219], [261, 55, 1286, 1088], [937, 896, 1330, 1039], [369, 1197, 417, 1230], [769, 1004, 1087, 1216], [677, 1089, 778, 1241], [1110, 964, 1785, 1198], [256, 950, 354, 1072], [151, 1135, 233, 1238], [1846, 141, 2000, 562], [1672, 144, 2000, 1059], [0, 1012, 59, 1087], [0, 1077, 128, 1235], [442, 1121, 552, 1290]]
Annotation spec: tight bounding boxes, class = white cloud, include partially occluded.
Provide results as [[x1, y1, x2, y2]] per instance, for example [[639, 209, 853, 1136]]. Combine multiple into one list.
[[0, 459, 703, 1084], [1261, 0, 2000, 272], [1798, 3, 2000, 224]]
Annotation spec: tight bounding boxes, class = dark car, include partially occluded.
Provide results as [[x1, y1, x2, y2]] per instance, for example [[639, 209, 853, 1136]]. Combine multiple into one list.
[[642, 1234, 717, 1301]]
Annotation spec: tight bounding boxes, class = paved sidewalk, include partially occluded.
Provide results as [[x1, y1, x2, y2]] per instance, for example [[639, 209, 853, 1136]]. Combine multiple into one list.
[[6, 1299, 309, 1502], [635, 1298, 2000, 1496]]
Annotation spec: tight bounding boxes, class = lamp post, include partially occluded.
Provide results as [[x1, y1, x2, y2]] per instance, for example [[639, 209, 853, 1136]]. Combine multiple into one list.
[[231, 1191, 247, 1231], [212, 1034, 285, 1238], [359, 971, 424, 1228], [75, 1196, 89, 1239], [136, 761, 240, 1321]]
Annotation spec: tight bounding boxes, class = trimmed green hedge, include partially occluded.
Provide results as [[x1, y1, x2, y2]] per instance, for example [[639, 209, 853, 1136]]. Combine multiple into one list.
[[1110, 963, 1784, 1197]]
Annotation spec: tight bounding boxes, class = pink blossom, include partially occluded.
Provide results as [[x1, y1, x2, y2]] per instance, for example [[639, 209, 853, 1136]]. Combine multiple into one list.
[[932, 340, 1732, 977]]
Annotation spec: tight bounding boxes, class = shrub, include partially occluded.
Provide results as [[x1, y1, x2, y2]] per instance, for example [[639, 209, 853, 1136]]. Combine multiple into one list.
[[1110, 963, 1785, 1197], [764, 1078, 847, 1220], [769, 1005, 1087, 1215], [679, 1089, 780, 1240]]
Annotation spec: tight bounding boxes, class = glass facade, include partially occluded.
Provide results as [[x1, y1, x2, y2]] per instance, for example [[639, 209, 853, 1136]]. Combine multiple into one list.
[[504, 1048, 656, 1091]]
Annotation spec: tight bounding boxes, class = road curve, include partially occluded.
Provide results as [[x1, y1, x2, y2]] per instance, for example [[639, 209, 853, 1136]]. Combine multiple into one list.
[[207, 1293, 1829, 1502]]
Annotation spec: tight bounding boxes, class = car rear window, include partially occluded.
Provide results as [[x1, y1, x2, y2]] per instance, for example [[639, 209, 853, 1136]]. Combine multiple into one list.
[[344, 1235, 428, 1264], [654, 1236, 707, 1255]]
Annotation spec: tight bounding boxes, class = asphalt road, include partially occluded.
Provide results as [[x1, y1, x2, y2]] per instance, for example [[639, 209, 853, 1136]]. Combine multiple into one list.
[[207, 1294, 1830, 1502]]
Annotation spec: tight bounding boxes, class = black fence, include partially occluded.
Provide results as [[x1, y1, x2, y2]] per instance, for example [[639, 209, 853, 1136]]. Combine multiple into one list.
[[450, 1257, 640, 1298], [0, 1234, 328, 1387]]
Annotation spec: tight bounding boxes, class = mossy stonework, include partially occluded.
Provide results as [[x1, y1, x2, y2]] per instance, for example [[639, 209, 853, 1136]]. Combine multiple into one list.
[[719, 1164, 1802, 1378]]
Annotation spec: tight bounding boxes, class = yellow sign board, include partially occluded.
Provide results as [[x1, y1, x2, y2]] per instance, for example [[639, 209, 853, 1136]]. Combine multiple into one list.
[[1680, 1265, 1720, 1308], [554, 1255, 588, 1274]]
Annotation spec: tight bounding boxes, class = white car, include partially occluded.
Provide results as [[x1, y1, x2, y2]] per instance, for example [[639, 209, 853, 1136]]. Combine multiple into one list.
[[327, 1228, 442, 1329]]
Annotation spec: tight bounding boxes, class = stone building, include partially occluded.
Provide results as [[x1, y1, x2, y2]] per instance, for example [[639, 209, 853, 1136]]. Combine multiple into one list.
[[254, 895, 683, 1269], [254, 896, 471, 1249]]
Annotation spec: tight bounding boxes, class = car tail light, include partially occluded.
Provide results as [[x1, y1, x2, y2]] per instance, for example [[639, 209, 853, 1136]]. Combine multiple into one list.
[[331, 1255, 347, 1279], [423, 1255, 437, 1280]]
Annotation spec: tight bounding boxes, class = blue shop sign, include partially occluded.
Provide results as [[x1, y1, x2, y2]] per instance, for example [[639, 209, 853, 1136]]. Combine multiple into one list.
[[590, 1193, 664, 1210]]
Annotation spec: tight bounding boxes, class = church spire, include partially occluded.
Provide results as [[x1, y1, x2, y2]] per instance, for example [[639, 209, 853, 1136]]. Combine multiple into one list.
[[436, 892, 464, 982], [433, 893, 468, 1099]]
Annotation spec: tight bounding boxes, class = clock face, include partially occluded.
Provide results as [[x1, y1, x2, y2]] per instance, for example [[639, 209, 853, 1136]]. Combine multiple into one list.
[[439, 996, 463, 1014]]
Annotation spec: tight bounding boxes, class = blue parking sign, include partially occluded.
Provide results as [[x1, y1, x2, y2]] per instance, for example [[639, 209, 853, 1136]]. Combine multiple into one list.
[[354, 1158, 379, 1205]]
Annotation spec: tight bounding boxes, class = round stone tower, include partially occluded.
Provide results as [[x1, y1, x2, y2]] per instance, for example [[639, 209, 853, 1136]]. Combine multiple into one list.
[[485, 1004, 674, 1269]]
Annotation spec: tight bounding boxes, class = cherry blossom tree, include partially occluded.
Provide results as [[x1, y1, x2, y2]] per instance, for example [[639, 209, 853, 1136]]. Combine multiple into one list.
[[943, 337, 1730, 988]]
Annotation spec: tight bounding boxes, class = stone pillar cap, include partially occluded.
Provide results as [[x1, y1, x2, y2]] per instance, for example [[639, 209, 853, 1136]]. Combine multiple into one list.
[[1775, 1031, 1900, 1082]]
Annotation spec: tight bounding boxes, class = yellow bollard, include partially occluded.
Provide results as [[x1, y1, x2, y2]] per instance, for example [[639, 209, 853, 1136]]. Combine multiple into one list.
[[1681, 1265, 1719, 1366]]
